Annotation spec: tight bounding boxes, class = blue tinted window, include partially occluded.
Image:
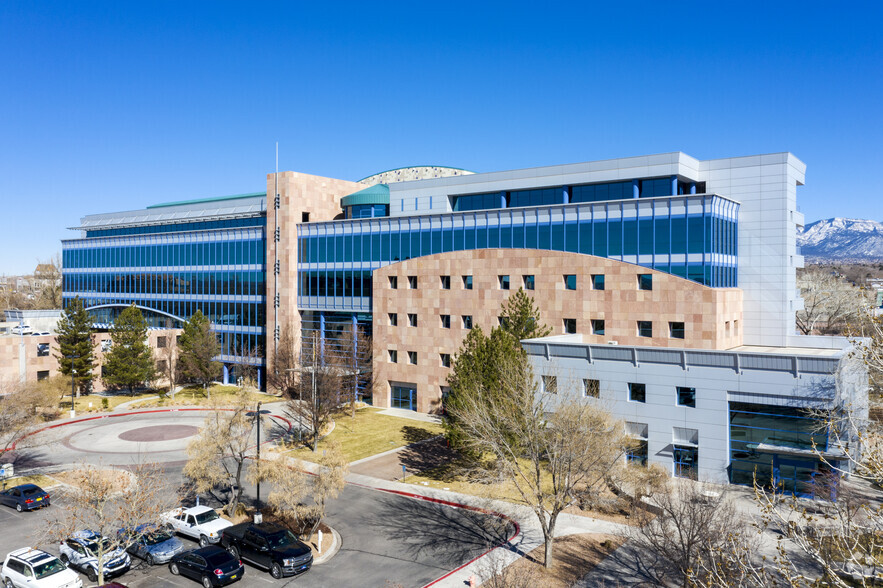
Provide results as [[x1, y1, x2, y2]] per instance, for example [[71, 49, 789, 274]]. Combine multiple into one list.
[[509, 188, 563, 208]]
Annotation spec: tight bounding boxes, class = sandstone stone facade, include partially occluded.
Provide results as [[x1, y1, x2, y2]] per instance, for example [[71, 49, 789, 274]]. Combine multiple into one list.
[[371, 249, 743, 413], [266, 172, 366, 377]]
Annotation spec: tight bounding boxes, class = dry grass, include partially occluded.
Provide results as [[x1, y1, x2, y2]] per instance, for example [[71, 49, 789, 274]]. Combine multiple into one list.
[[486, 533, 624, 588], [53, 468, 131, 493], [285, 407, 444, 463], [127, 385, 278, 409], [0, 474, 60, 491]]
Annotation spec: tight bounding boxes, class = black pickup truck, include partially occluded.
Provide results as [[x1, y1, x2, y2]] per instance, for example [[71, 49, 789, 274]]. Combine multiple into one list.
[[219, 522, 313, 579]]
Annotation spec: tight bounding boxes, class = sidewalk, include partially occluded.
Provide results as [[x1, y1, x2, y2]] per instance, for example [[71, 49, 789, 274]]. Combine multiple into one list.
[[273, 450, 629, 588]]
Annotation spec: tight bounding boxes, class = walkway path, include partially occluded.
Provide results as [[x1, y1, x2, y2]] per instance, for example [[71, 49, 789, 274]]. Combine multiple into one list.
[[275, 449, 629, 588]]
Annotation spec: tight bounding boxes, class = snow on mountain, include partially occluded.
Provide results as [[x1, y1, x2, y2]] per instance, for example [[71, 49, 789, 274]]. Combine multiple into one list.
[[798, 218, 883, 261]]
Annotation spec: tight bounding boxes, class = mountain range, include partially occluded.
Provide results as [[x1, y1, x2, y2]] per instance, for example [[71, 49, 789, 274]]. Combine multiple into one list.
[[798, 218, 883, 262]]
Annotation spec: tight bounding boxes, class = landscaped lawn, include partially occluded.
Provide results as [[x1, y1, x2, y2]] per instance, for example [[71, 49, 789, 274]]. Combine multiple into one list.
[[59, 391, 160, 413], [286, 407, 444, 463], [127, 385, 280, 408]]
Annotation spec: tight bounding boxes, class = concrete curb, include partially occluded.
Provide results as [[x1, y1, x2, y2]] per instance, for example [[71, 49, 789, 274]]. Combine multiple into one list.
[[313, 525, 341, 565], [12, 407, 294, 451]]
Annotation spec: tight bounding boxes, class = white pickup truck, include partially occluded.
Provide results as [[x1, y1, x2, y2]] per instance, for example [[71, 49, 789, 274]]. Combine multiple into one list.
[[160, 505, 233, 547]]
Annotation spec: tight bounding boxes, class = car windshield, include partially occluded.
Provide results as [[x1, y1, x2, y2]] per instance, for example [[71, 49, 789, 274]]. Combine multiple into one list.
[[144, 530, 173, 545], [84, 537, 112, 554], [266, 530, 297, 548], [33, 558, 66, 579], [194, 510, 219, 525]]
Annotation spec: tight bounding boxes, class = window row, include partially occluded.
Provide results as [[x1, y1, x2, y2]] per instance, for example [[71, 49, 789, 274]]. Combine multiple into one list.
[[64, 270, 267, 298], [628, 383, 696, 407], [539, 377, 697, 408], [386, 273, 651, 293], [71, 298, 267, 329], [387, 350, 451, 368], [450, 178, 705, 212], [298, 271, 373, 299], [298, 215, 737, 287], [63, 237, 266, 269], [300, 216, 734, 263], [84, 216, 266, 238]]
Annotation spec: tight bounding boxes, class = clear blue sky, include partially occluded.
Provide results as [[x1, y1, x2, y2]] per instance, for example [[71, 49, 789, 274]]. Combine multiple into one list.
[[1, 1, 881, 274]]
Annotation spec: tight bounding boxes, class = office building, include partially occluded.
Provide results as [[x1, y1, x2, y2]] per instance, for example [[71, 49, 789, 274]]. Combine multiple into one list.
[[60, 152, 868, 491]]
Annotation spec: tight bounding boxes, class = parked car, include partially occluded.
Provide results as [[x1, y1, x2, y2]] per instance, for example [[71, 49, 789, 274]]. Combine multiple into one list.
[[119, 524, 185, 565], [30, 332, 50, 336], [58, 531, 130, 583], [220, 522, 312, 579], [10, 325, 32, 335], [96, 584, 128, 588], [161, 506, 233, 546], [1, 547, 82, 588], [168, 546, 244, 587], [0, 484, 50, 512]]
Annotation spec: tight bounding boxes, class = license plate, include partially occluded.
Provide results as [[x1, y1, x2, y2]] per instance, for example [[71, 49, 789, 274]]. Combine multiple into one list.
[[35, 497, 42, 501], [230, 574, 238, 579]]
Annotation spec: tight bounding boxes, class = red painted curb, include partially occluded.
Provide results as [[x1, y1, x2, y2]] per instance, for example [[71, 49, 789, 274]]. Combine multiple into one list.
[[11, 407, 292, 450]]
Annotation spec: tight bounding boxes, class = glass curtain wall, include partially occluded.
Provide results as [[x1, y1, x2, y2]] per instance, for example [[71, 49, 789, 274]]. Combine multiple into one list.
[[62, 219, 267, 367], [729, 401, 830, 497]]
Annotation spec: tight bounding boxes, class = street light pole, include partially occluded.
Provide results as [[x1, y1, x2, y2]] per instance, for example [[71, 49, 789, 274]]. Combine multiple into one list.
[[255, 401, 261, 510]]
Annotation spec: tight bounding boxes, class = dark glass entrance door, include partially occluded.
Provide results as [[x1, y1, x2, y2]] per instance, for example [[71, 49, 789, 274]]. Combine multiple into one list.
[[391, 385, 416, 411]]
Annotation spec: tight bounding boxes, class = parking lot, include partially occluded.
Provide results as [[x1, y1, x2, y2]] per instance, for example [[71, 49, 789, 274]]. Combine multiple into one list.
[[0, 484, 511, 587], [1, 411, 513, 587]]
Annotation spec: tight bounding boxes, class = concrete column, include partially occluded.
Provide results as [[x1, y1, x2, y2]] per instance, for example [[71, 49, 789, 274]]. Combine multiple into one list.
[[223, 364, 229, 385], [690, 182, 697, 194], [671, 175, 678, 196], [632, 180, 639, 198]]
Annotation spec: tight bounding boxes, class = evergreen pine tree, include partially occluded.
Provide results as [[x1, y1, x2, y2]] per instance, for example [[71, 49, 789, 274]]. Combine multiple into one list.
[[103, 305, 157, 392], [54, 296, 97, 396], [444, 326, 530, 454], [177, 310, 222, 388], [498, 287, 553, 343]]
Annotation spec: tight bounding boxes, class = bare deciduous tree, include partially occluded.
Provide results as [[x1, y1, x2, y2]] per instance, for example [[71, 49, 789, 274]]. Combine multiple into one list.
[[0, 379, 57, 463], [183, 396, 255, 514], [626, 479, 754, 588], [284, 333, 344, 452], [250, 442, 348, 539], [448, 357, 627, 569], [268, 323, 299, 396], [797, 269, 869, 335], [42, 461, 176, 585], [335, 323, 373, 417]]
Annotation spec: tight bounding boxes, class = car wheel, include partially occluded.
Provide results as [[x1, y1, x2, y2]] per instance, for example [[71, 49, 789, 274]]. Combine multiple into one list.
[[60, 554, 69, 564], [146, 553, 155, 566], [201, 575, 213, 588], [5, 577, 14, 588], [199, 535, 209, 547], [15, 503, 22, 512], [271, 562, 283, 579], [227, 545, 239, 560], [170, 562, 180, 575], [87, 566, 98, 582]]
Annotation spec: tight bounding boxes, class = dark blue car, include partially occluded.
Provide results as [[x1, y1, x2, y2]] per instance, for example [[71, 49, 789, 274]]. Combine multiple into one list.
[[169, 546, 244, 587], [0, 483, 50, 512]]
